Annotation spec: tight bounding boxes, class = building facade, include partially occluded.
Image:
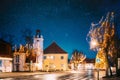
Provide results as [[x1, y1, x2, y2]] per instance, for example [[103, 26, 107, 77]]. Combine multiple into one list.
[[43, 42, 68, 71], [13, 45, 26, 71], [0, 39, 12, 72], [85, 58, 95, 70], [13, 30, 44, 71], [33, 30, 43, 70]]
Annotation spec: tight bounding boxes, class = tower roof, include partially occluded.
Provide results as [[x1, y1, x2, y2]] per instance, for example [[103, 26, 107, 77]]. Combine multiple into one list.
[[35, 29, 41, 38], [44, 42, 67, 54]]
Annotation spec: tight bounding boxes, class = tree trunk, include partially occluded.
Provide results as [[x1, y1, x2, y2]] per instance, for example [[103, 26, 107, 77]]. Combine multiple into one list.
[[104, 42, 113, 77]]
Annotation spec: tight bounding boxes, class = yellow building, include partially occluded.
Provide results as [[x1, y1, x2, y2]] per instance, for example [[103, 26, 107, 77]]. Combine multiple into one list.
[[43, 42, 68, 71]]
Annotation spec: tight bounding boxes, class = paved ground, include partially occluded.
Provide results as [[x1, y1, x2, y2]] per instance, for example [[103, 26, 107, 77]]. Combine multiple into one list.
[[0, 72, 48, 78], [0, 71, 120, 80], [101, 75, 120, 80], [0, 71, 69, 79], [102, 77, 120, 80]]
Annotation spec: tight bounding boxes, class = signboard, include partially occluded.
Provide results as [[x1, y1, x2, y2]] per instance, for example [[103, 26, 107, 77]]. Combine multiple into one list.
[[95, 51, 107, 69], [96, 58, 100, 63]]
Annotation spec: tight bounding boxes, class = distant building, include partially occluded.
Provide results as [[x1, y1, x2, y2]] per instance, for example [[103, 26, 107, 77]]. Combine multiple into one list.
[[85, 58, 95, 69], [13, 30, 43, 71], [43, 42, 68, 71], [0, 39, 12, 72], [69, 51, 86, 70]]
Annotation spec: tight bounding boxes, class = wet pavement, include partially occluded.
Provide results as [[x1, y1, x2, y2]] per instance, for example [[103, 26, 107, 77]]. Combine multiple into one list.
[[0, 70, 119, 80]]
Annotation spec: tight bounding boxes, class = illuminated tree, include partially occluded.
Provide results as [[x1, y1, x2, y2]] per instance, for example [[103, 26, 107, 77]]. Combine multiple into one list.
[[87, 12, 117, 76], [70, 50, 86, 70], [21, 28, 33, 49], [25, 48, 36, 71]]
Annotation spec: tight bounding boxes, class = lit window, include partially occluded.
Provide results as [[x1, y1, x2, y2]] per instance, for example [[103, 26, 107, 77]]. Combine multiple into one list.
[[50, 56, 55, 59], [45, 65, 48, 67], [0, 60, 2, 67], [61, 56, 64, 59], [44, 56, 46, 59], [61, 64, 64, 67]]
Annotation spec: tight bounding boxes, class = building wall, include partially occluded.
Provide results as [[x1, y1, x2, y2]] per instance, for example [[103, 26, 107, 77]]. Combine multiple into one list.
[[85, 63, 95, 70], [0, 40, 12, 72], [33, 36, 43, 70], [0, 57, 12, 72], [43, 53, 68, 71], [33, 37, 43, 50], [13, 52, 26, 71], [19, 53, 26, 71]]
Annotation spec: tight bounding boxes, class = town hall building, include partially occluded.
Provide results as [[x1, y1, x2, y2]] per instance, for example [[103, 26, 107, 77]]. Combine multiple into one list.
[[43, 42, 68, 71]]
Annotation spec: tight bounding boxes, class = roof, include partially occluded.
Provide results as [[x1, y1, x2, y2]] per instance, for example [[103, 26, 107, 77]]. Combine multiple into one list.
[[85, 58, 95, 63], [0, 39, 12, 58], [0, 39, 11, 45], [44, 42, 67, 54]]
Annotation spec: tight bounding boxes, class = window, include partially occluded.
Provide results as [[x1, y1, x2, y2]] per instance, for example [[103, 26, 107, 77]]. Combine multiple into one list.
[[44, 56, 46, 59], [37, 40, 39, 42], [61, 64, 64, 67], [16, 55, 19, 62], [61, 56, 64, 59], [50, 56, 55, 59], [0, 60, 2, 67]]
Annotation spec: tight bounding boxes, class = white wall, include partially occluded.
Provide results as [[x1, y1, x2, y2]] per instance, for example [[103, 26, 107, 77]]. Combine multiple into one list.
[[0, 58, 12, 72]]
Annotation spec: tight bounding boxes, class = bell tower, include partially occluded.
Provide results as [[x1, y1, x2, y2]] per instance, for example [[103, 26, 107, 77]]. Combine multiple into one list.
[[33, 29, 44, 70]]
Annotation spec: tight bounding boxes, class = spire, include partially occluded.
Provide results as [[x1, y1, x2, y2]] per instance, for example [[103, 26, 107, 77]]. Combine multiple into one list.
[[14, 44, 17, 52], [35, 29, 41, 38]]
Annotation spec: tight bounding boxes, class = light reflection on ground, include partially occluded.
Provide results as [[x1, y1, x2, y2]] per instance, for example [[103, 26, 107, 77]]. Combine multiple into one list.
[[43, 74, 57, 80], [0, 70, 106, 80], [0, 78, 13, 80]]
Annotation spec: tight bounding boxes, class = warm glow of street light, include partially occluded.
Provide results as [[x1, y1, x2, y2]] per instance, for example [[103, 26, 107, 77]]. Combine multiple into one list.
[[90, 39, 98, 50], [91, 40, 97, 46], [43, 74, 57, 80]]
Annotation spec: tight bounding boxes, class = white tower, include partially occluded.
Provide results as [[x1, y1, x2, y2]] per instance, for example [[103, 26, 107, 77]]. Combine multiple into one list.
[[33, 30, 44, 70]]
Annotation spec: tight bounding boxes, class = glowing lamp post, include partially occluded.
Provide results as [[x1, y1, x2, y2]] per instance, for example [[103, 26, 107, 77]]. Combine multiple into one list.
[[90, 39, 98, 50], [90, 39, 100, 80]]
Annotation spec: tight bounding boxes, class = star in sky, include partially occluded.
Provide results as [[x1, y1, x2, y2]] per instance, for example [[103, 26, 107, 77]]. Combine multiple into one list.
[[0, 0, 120, 59]]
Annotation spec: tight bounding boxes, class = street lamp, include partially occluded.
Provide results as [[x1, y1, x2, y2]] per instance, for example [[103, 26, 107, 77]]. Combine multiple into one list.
[[90, 39, 100, 80], [90, 39, 98, 50]]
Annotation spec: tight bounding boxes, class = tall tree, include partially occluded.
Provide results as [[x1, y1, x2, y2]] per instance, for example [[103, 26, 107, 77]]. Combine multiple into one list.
[[0, 32, 15, 46], [87, 12, 118, 76], [21, 28, 33, 49], [114, 35, 120, 76], [70, 50, 86, 69]]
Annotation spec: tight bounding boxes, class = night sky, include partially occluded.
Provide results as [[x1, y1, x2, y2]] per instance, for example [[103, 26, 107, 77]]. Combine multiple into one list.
[[0, 0, 120, 59]]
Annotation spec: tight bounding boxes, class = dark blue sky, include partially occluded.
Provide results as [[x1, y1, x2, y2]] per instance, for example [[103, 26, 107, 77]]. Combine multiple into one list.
[[0, 0, 120, 59]]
